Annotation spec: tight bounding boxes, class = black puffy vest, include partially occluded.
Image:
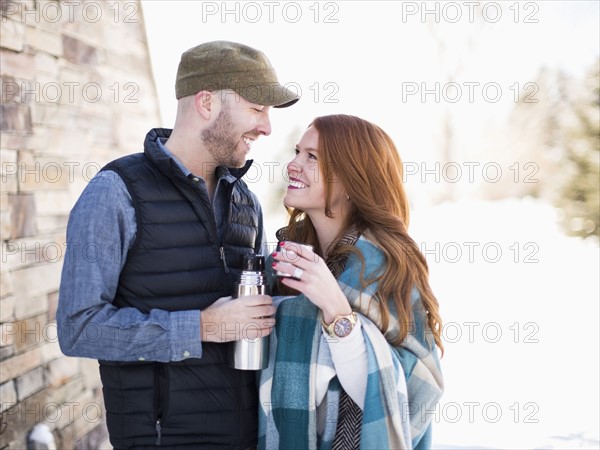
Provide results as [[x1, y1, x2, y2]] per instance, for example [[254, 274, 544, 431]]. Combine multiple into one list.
[[98, 128, 261, 449]]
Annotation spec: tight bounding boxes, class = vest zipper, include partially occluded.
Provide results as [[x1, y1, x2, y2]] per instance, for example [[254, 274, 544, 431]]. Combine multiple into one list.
[[154, 364, 166, 446], [219, 246, 230, 274], [155, 419, 162, 446]]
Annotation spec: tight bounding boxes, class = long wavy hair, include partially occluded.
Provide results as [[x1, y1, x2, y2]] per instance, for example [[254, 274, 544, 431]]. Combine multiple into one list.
[[282, 114, 443, 353]]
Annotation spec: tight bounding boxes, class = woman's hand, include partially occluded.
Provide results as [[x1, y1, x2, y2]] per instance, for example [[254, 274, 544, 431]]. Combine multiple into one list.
[[272, 242, 352, 323]]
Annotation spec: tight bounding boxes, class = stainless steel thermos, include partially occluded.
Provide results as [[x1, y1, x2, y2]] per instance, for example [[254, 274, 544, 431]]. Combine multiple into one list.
[[230, 254, 269, 370]]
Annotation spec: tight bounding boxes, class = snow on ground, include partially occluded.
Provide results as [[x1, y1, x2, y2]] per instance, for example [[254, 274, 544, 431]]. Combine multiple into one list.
[[408, 198, 599, 449]]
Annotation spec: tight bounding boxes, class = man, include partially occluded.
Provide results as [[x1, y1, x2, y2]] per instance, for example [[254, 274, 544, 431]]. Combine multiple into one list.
[[57, 41, 299, 449]]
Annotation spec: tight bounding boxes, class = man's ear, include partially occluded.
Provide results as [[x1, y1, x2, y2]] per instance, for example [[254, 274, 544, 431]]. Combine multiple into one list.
[[194, 91, 214, 120]]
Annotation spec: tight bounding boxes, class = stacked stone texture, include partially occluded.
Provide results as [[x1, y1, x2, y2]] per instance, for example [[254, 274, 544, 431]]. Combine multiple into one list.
[[0, 1, 160, 448]]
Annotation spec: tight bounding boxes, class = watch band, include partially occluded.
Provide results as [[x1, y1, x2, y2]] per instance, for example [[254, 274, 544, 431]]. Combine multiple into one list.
[[321, 311, 357, 338]]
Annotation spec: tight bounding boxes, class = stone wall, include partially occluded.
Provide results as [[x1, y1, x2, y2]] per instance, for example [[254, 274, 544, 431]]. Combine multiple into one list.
[[0, 1, 160, 448]]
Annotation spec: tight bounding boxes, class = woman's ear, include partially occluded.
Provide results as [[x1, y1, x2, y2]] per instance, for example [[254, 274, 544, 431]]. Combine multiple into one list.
[[194, 91, 213, 120]]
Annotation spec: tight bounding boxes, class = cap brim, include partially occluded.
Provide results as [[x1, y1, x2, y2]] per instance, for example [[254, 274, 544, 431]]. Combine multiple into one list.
[[273, 97, 300, 108], [235, 83, 300, 108]]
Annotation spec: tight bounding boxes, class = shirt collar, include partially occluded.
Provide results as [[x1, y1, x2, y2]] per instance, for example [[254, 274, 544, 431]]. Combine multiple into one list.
[[155, 136, 191, 177]]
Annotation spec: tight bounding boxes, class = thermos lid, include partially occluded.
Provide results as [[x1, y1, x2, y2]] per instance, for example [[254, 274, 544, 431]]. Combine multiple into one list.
[[242, 254, 265, 272]]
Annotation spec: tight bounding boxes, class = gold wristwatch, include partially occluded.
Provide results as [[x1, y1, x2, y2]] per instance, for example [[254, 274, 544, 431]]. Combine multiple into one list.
[[322, 312, 357, 338]]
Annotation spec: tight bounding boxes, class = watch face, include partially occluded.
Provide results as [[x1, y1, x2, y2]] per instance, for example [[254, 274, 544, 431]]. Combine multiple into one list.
[[334, 318, 352, 337]]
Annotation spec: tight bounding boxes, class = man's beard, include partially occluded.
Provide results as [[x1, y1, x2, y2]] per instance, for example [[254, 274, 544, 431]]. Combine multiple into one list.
[[201, 104, 246, 168]]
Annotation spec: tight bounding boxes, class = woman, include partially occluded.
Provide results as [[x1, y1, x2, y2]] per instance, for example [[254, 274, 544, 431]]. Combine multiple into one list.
[[259, 115, 444, 450]]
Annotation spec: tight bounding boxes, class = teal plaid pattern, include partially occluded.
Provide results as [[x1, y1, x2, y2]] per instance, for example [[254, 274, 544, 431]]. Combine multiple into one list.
[[259, 236, 444, 449]]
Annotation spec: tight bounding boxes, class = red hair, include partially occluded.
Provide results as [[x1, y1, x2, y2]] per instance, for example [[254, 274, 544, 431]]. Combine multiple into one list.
[[284, 114, 443, 353]]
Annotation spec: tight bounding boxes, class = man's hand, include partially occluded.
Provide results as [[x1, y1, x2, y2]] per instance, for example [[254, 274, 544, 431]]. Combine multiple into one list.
[[200, 295, 276, 342]]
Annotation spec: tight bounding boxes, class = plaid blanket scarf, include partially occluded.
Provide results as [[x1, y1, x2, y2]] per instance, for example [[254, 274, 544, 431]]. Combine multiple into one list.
[[258, 236, 444, 449]]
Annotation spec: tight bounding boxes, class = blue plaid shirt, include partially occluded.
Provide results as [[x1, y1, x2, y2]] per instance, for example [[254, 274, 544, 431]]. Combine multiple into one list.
[[57, 137, 264, 362]]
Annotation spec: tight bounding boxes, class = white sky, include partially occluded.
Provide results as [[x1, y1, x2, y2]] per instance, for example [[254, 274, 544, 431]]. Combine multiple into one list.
[[142, 0, 599, 146]]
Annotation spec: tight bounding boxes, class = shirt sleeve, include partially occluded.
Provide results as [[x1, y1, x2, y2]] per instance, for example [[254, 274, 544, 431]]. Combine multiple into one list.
[[57, 170, 203, 362], [325, 319, 368, 409]]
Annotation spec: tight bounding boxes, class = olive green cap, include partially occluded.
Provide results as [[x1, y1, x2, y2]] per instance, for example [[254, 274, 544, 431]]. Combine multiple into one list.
[[175, 41, 300, 108]]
